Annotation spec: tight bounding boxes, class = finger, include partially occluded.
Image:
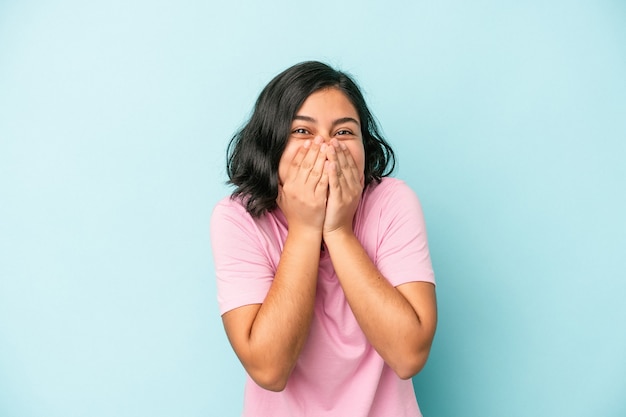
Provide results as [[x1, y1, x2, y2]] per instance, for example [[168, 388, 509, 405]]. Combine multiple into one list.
[[285, 139, 312, 182], [333, 140, 359, 184], [308, 141, 328, 185], [325, 143, 341, 189], [329, 140, 351, 186], [315, 160, 330, 199], [296, 136, 324, 183], [326, 159, 341, 192]]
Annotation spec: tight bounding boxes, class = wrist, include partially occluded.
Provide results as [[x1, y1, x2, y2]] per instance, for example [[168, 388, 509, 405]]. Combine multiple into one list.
[[287, 224, 324, 244], [322, 227, 355, 246]]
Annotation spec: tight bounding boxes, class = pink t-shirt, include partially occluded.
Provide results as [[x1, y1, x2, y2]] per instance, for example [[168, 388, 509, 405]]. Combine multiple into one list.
[[211, 177, 435, 417]]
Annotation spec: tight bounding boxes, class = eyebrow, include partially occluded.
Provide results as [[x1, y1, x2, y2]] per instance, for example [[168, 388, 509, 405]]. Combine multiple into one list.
[[293, 115, 360, 127]]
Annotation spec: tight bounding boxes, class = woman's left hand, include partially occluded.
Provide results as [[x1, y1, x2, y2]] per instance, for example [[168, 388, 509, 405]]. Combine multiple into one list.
[[323, 139, 363, 237]]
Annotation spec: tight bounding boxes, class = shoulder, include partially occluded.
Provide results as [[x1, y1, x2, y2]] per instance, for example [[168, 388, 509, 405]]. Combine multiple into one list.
[[212, 194, 247, 217], [357, 177, 427, 235], [363, 177, 421, 209], [212, 195, 248, 224], [211, 194, 284, 237], [210, 195, 261, 239], [367, 176, 414, 195]]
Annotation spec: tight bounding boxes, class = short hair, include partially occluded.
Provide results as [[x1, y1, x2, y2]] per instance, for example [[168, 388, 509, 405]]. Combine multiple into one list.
[[226, 61, 395, 217]]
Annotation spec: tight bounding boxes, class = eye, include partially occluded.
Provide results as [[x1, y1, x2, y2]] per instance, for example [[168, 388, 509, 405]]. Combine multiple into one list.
[[335, 129, 354, 136], [292, 128, 311, 135]]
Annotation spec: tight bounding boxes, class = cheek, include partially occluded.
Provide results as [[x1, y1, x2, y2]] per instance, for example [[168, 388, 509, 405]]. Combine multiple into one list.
[[278, 156, 288, 185], [358, 153, 366, 175], [350, 144, 366, 177]]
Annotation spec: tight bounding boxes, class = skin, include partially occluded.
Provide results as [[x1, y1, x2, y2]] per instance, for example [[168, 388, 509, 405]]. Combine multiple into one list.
[[222, 88, 437, 392]]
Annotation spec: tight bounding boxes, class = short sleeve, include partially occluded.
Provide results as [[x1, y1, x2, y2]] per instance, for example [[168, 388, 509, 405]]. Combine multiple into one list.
[[373, 180, 435, 287], [210, 197, 275, 315]]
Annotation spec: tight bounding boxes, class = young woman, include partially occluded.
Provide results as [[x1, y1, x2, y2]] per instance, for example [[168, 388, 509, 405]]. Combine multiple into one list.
[[211, 61, 437, 417]]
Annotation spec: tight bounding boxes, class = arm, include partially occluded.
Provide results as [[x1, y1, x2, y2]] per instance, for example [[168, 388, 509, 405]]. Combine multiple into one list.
[[221, 137, 328, 391], [222, 230, 321, 391], [323, 233, 437, 379], [323, 140, 437, 379]]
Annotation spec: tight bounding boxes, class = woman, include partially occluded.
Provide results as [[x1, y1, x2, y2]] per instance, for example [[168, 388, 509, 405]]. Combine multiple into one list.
[[211, 61, 437, 417]]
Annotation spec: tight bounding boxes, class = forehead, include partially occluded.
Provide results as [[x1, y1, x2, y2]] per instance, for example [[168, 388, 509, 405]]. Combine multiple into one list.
[[297, 88, 359, 117]]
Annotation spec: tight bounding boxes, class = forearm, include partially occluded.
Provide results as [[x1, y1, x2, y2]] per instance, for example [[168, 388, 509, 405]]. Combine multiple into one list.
[[243, 228, 321, 389], [324, 231, 435, 379]]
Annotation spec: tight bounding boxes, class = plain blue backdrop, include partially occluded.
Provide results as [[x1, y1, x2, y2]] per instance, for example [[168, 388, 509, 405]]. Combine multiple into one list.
[[1, 1, 625, 416]]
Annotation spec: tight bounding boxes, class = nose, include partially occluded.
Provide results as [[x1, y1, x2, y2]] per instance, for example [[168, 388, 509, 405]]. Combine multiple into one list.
[[315, 134, 332, 144]]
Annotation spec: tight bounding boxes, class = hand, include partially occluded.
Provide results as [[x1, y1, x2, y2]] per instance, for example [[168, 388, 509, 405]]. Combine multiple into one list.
[[277, 136, 329, 232], [323, 139, 363, 237]]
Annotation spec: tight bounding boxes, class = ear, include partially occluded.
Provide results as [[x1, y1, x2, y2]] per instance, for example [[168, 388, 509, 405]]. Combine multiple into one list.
[[276, 184, 284, 206]]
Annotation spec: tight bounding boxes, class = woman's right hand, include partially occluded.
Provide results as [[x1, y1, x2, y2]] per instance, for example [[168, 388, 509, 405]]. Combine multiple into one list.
[[277, 135, 329, 233]]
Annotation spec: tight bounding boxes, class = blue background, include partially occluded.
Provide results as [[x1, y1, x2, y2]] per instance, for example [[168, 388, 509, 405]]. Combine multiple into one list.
[[1, 1, 625, 416]]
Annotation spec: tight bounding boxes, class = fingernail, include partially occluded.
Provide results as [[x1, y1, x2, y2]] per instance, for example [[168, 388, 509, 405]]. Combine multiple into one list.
[[314, 136, 323, 144], [339, 142, 347, 150], [304, 140, 311, 149], [320, 143, 327, 153]]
